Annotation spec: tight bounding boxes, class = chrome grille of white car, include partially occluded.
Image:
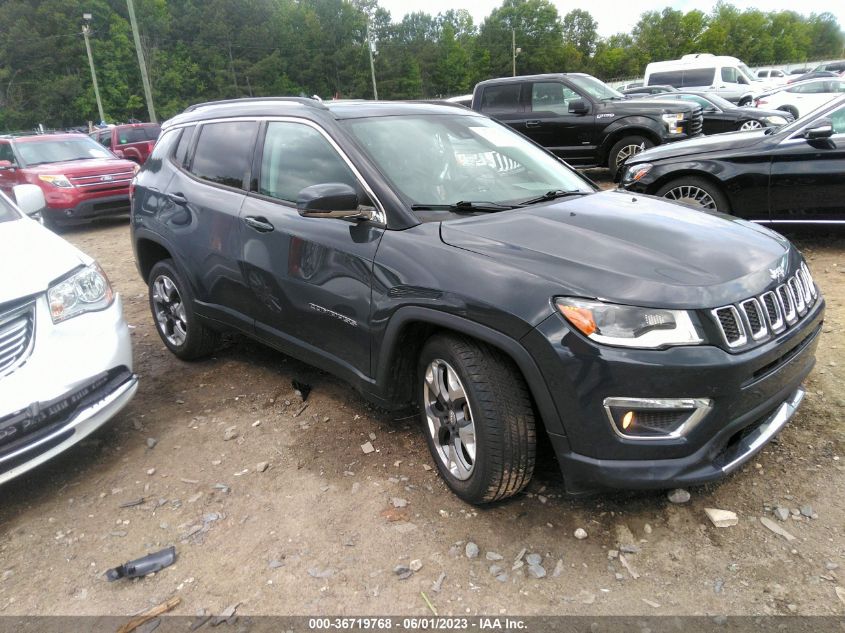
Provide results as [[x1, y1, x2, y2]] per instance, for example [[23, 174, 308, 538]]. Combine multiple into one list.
[[0, 301, 36, 379], [711, 263, 818, 350]]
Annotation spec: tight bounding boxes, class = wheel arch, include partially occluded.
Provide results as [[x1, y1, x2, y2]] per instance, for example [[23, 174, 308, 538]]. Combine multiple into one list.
[[135, 235, 173, 283], [374, 307, 564, 437], [599, 126, 662, 165]]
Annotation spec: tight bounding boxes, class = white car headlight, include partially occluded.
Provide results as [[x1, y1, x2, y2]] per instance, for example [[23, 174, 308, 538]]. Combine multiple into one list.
[[764, 115, 788, 126], [37, 174, 74, 188], [623, 163, 653, 183], [555, 297, 703, 349], [48, 263, 114, 323]]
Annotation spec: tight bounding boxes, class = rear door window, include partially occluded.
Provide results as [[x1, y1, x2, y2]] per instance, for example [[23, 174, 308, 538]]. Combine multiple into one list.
[[480, 84, 523, 114], [188, 121, 259, 190], [258, 121, 357, 204], [721, 67, 739, 83], [683, 68, 715, 87], [649, 70, 683, 87]]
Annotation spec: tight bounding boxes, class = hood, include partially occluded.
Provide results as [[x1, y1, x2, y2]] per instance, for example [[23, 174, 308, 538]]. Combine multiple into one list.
[[0, 217, 87, 304], [24, 158, 136, 176], [440, 190, 794, 309], [605, 98, 697, 114], [627, 128, 770, 163]]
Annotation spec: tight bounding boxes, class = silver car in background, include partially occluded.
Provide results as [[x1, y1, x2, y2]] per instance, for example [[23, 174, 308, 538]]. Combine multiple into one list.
[[0, 184, 137, 485]]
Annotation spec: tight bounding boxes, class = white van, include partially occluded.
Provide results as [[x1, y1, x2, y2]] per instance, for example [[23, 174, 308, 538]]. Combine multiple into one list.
[[644, 54, 768, 104]]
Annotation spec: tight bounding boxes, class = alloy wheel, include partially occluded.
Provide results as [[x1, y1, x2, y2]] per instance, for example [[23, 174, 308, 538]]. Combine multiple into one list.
[[739, 120, 763, 131], [615, 142, 645, 166], [151, 274, 188, 347], [662, 185, 718, 210], [423, 359, 477, 480]]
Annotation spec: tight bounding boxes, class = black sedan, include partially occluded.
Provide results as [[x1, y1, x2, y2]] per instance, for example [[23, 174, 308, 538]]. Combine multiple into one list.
[[618, 95, 845, 223], [635, 91, 793, 134]]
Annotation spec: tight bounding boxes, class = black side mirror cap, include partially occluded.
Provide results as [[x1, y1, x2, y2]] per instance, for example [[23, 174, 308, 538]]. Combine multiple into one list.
[[568, 99, 589, 115], [296, 183, 374, 221]]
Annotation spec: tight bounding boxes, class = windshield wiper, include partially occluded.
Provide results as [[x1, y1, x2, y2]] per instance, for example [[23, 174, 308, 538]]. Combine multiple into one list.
[[411, 200, 516, 213], [516, 189, 588, 206]]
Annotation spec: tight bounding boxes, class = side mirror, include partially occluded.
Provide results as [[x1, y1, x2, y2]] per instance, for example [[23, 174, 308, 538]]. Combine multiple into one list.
[[804, 124, 833, 140], [704, 106, 718, 113], [568, 99, 589, 115], [296, 183, 374, 221], [0, 160, 14, 171], [12, 184, 46, 217]]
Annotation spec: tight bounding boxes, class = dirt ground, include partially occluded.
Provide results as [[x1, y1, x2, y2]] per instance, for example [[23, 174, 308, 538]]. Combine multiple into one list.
[[0, 179, 843, 619]]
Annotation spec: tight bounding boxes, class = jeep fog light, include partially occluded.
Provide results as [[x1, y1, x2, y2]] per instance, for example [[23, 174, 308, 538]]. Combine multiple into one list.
[[603, 397, 712, 440]]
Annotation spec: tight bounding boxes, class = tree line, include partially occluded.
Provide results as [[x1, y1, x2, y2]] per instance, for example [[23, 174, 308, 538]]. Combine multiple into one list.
[[0, 0, 842, 129]]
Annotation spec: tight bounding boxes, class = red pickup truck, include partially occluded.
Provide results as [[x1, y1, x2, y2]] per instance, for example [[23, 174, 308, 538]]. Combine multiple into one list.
[[0, 133, 138, 230], [90, 123, 161, 164]]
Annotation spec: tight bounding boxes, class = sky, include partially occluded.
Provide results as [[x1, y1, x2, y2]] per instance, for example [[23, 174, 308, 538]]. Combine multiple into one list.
[[375, 0, 845, 37]]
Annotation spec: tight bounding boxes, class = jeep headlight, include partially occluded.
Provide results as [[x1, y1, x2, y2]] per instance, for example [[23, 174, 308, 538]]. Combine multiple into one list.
[[661, 112, 685, 134], [48, 263, 114, 323], [555, 298, 703, 349]]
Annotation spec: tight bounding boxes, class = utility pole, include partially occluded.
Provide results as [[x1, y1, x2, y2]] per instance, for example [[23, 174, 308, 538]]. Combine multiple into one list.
[[511, 29, 521, 77], [81, 14, 105, 124], [367, 19, 378, 100], [126, 0, 157, 123]]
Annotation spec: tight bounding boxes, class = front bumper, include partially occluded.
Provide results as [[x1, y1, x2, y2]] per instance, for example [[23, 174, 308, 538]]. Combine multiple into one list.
[[524, 297, 823, 494], [0, 294, 136, 485], [44, 193, 130, 221]]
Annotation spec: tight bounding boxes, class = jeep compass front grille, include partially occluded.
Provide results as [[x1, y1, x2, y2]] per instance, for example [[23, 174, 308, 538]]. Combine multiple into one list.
[[711, 264, 818, 350]]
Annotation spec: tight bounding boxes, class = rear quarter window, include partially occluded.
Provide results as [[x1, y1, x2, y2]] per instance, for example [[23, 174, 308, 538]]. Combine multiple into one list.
[[648, 70, 683, 87], [479, 84, 523, 113], [683, 67, 715, 87], [188, 121, 259, 190]]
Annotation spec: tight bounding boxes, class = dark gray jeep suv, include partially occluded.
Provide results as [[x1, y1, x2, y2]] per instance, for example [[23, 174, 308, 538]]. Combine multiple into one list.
[[131, 97, 823, 504]]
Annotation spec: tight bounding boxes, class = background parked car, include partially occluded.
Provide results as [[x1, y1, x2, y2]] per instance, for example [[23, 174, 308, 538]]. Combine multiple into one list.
[[90, 123, 160, 164], [756, 68, 789, 84], [0, 133, 138, 231], [754, 77, 845, 118], [644, 54, 770, 104], [621, 85, 678, 96], [0, 184, 137, 485], [787, 70, 841, 84], [811, 60, 845, 74], [618, 95, 845, 223], [471, 73, 702, 176], [636, 91, 792, 133]]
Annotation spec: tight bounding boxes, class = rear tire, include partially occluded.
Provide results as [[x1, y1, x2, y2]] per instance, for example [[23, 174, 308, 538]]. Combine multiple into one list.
[[608, 135, 654, 179], [418, 334, 536, 504], [148, 259, 219, 360], [656, 176, 730, 213]]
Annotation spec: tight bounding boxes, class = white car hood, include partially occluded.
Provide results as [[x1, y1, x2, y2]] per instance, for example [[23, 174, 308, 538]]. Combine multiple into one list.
[[0, 218, 88, 305]]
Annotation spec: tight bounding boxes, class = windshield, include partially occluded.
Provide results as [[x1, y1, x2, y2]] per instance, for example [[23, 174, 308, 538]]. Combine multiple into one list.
[[0, 193, 22, 223], [738, 63, 757, 83], [16, 136, 114, 166], [341, 114, 594, 211], [569, 75, 624, 100]]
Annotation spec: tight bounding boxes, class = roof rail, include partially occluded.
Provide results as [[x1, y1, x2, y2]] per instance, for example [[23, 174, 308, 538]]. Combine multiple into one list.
[[183, 96, 327, 113]]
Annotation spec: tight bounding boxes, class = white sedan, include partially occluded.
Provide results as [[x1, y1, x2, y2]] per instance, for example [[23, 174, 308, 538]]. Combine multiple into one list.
[[754, 78, 845, 118], [0, 184, 137, 485]]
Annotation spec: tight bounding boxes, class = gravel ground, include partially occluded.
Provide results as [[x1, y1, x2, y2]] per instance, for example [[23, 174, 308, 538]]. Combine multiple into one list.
[[0, 180, 843, 618]]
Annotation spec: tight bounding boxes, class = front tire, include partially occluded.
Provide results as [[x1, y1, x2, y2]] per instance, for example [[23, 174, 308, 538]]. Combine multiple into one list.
[[608, 135, 654, 178], [148, 259, 219, 360], [418, 335, 536, 504], [656, 176, 730, 213]]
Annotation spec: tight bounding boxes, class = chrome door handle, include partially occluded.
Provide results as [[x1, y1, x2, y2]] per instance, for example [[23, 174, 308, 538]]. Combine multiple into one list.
[[244, 216, 274, 232]]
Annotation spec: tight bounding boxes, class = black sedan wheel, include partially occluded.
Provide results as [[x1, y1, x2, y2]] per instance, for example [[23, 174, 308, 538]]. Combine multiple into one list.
[[656, 177, 730, 213], [418, 335, 536, 504]]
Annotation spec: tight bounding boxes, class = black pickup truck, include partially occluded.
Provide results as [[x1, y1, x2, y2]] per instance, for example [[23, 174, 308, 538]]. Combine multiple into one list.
[[471, 73, 703, 176]]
